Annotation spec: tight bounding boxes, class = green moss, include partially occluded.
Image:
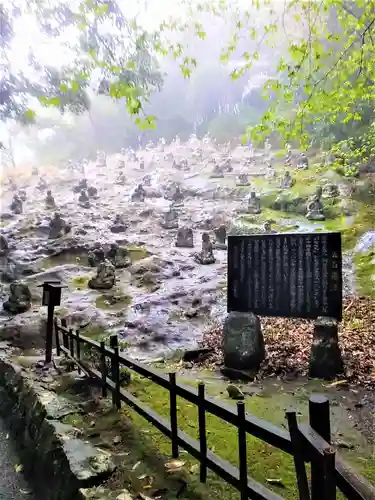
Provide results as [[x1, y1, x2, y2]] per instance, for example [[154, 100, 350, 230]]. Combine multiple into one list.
[[55, 307, 69, 317], [95, 293, 132, 310], [62, 413, 85, 427], [71, 275, 90, 289], [125, 245, 148, 262], [43, 252, 88, 269], [81, 325, 108, 340], [338, 204, 375, 250], [354, 250, 375, 298], [127, 376, 297, 498]]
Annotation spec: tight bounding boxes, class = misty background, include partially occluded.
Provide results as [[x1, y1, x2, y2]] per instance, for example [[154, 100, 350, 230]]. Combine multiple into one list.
[[0, 0, 327, 167]]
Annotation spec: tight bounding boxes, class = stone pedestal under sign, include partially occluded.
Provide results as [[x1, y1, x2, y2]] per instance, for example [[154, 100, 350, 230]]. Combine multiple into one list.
[[222, 312, 265, 371], [309, 317, 344, 380]]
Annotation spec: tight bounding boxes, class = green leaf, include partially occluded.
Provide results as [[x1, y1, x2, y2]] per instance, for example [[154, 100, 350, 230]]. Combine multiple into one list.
[[59, 83, 69, 93], [23, 109, 36, 121], [39, 96, 61, 107], [71, 81, 80, 93]]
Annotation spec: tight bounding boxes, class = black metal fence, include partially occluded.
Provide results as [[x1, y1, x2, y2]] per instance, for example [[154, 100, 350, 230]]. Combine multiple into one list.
[[54, 318, 375, 500]]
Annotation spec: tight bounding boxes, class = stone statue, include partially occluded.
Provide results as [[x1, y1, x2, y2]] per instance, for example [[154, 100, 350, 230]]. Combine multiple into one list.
[[130, 184, 146, 202], [297, 152, 309, 170], [117, 156, 125, 169], [0, 234, 9, 257], [284, 145, 292, 167], [161, 208, 179, 229], [45, 190, 56, 209], [3, 281, 31, 314], [143, 174, 151, 187], [175, 227, 194, 248], [110, 214, 127, 233], [88, 259, 115, 290], [263, 221, 276, 233], [210, 163, 225, 178], [180, 158, 189, 170], [266, 166, 276, 179], [116, 171, 126, 186], [10, 194, 23, 214], [106, 243, 131, 268], [37, 177, 47, 191], [7, 179, 17, 192], [247, 191, 261, 214], [96, 150, 107, 167], [18, 190, 27, 202], [280, 171, 295, 189], [171, 185, 184, 204], [222, 157, 232, 172], [73, 178, 88, 194], [87, 185, 98, 198], [213, 225, 227, 250], [264, 138, 272, 156], [306, 194, 325, 221], [194, 232, 216, 265], [48, 213, 71, 239], [88, 242, 105, 267], [322, 182, 339, 198], [78, 189, 90, 208], [139, 159, 145, 170], [236, 173, 250, 186]]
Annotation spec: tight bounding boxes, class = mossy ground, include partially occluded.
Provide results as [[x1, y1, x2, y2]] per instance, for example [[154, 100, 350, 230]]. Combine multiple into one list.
[[56, 368, 375, 499], [354, 250, 375, 298], [126, 245, 148, 262], [71, 275, 90, 289], [95, 293, 132, 310], [124, 373, 375, 499]]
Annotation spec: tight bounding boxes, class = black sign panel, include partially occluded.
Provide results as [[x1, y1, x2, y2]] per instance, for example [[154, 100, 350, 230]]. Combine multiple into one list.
[[227, 232, 342, 320]]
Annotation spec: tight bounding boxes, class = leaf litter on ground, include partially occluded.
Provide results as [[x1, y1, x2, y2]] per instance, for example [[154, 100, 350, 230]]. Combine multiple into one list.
[[200, 297, 375, 388]]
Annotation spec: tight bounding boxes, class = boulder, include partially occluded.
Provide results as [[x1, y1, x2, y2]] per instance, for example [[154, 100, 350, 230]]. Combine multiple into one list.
[[0, 311, 47, 348], [222, 312, 265, 371]]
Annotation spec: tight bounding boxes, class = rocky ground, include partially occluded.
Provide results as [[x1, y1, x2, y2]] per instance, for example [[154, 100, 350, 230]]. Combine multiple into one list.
[[0, 139, 372, 381]]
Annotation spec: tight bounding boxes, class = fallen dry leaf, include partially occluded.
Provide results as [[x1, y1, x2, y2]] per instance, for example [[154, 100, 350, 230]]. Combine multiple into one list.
[[266, 478, 285, 488], [165, 459, 185, 471], [189, 464, 199, 474], [199, 297, 375, 389], [116, 492, 133, 500]]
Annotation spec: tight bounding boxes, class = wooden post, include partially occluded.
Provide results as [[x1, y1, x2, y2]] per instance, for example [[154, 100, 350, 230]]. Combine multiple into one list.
[[69, 328, 74, 358], [76, 329, 81, 375], [100, 340, 107, 398], [309, 395, 331, 500], [54, 318, 60, 357], [61, 319, 69, 349], [237, 401, 247, 500], [45, 304, 55, 364], [169, 372, 179, 459], [109, 335, 121, 409], [286, 409, 310, 500], [198, 382, 207, 483]]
